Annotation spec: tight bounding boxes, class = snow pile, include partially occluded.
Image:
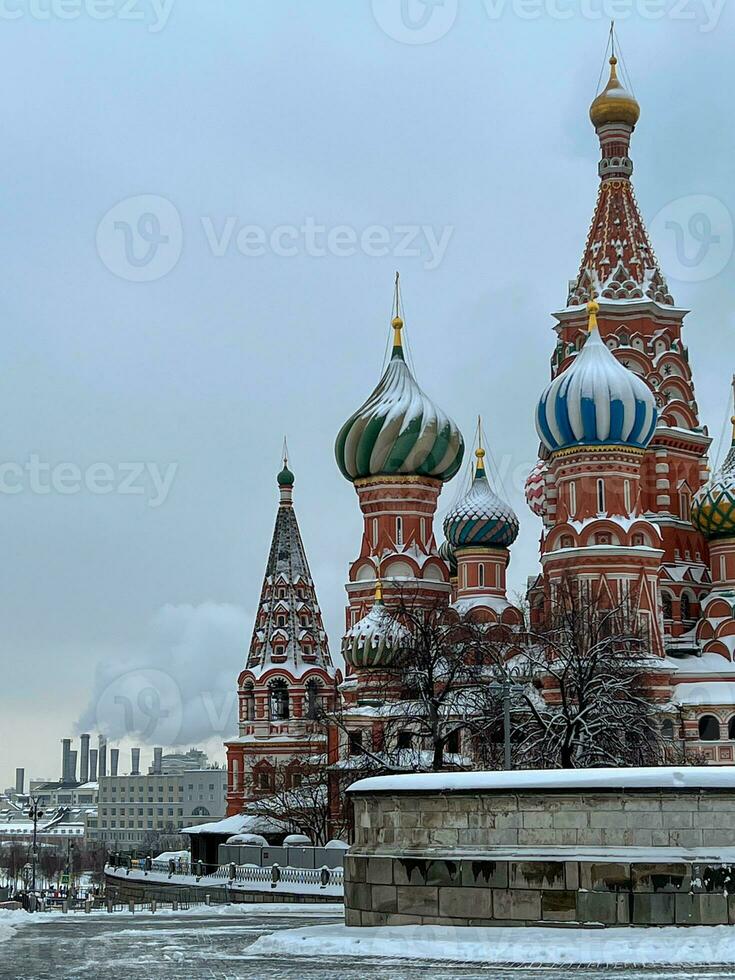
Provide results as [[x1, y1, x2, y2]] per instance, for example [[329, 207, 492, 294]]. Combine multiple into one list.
[[348, 765, 735, 795], [248, 923, 735, 966], [283, 834, 312, 846], [226, 834, 267, 846]]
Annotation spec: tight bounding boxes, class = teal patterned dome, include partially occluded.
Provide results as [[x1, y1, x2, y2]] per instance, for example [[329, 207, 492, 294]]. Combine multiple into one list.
[[692, 434, 735, 540], [342, 589, 409, 669], [443, 449, 519, 550], [335, 317, 464, 483]]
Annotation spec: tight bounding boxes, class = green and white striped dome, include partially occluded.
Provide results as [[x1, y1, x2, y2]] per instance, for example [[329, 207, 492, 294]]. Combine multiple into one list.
[[341, 593, 409, 669], [335, 317, 465, 483]]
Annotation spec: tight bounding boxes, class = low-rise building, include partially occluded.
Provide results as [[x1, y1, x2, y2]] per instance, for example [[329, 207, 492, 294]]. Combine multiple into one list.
[[90, 768, 227, 849]]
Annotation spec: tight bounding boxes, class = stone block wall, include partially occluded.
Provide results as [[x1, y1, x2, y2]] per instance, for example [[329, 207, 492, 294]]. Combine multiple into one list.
[[346, 788, 735, 928]]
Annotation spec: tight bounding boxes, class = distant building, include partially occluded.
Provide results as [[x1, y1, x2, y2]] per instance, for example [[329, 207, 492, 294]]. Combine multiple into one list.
[[89, 768, 227, 849]]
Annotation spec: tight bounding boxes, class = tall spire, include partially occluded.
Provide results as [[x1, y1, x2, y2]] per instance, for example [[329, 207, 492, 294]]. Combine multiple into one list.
[[567, 37, 672, 308], [246, 459, 332, 677]]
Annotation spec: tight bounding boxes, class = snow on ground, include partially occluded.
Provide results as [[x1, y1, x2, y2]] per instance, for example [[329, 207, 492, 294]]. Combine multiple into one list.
[[248, 922, 735, 966], [0, 902, 343, 945]]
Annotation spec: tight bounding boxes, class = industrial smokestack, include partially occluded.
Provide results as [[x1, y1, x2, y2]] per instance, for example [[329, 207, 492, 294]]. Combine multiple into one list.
[[61, 738, 72, 783], [153, 747, 163, 775], [80, 733, 91, 784], [110, 748, 119, 777], [89, 749, 98, 781], [69, 750, 78, 784], [98, 735, 107, 778], [131, 748, 140, 776], [15, 768, 24, 795]]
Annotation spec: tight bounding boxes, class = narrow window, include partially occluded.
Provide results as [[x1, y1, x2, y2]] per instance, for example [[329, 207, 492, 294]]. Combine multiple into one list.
[[372, 518, 378, 547], [420, 518, 426, 543], [624, 479, 632, 513], [680, 491, 691, 522], [478, 564, 485, 588], [569, 481, 577, 516], [597, 479, 606, 514], [720, 555, 727, 581], [348, 731, 364, 756], [395, 517, 403, 546]]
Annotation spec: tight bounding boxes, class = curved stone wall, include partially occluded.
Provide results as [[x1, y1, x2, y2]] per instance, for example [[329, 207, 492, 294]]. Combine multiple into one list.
[[345, 769, 735, 928]]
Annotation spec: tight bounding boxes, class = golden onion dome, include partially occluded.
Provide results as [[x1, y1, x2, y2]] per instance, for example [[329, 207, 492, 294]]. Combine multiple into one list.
[[590, 56, 640, 130]]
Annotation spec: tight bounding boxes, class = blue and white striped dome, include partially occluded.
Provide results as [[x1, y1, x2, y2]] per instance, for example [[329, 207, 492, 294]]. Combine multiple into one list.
[[536, 303, 657, 454], [443, 449, 519, 549]]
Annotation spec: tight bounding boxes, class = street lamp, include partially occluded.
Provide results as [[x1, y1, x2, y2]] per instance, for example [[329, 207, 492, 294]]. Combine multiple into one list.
[[27, 796, 44, 895], [489, 678, 525, 771]]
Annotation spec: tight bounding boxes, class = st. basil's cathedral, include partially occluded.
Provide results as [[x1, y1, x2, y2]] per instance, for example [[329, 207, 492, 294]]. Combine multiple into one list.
[[224, 53, 735, 816]]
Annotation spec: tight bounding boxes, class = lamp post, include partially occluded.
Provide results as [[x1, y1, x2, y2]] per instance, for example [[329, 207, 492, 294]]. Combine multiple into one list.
[[27, 797, 44, 895], [489, 678, 525, 771]]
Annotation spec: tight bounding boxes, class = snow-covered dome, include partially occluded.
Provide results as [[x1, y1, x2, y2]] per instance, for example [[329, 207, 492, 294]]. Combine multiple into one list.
[[443, 449, 519, 549], [536, 300, 657, 455], [342, 588, 409, 669], [335, 315, 464, 483], [525, 459, 547, 518], [590, 56, 640, 130], [692, 433, 735, 540]]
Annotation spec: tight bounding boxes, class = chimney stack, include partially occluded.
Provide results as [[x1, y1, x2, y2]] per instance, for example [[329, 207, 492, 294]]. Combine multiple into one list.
[[131, 748, 141, 776], [15, 768, 24, 795], [89, 749, 98, 781], [153, 747, 163, 775], [110, 748, 119, 777], [61, 738, 72, 784], [98, 735, 107, 778], [79, 734, 91, 784], [69, 750, 78, 784]]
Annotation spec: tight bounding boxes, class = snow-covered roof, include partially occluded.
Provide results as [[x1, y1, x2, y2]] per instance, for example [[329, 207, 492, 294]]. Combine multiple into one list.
[[664, 654, 735, 677], [671, 682, 735, 707], [183, 813, 286, 836], [348, 766, 735, 795]]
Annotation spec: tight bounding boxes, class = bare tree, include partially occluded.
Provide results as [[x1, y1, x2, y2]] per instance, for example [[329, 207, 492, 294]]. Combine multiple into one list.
[[507, 577, 669, 769], [246, 755, 349, 846], [323, 591, 518, 774]]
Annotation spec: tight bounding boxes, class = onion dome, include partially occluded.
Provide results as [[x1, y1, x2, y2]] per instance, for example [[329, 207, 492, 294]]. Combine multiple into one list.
[[692, 423, 735, 540], [590, 56, 640, 130], [438, 538, 457, 577], [277, 462, 295, 487], [335, 311, 464, 483], [536, 299, 657, 455], [341, 582, 409, 669], [525, 459, 548, 518], [443, 448, 519, 549]]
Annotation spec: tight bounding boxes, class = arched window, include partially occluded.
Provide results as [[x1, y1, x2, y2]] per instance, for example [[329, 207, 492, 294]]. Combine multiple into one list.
[[242, 683, 255, 720], [661, 719, 674, 741], [680, 490, 691, 522], [395, 517, 403, 547], [305, 679, 320, 720], [478, 564, 485, 588], [632, 532, 645, 547], [681, 593, 692, 623], [699, 715, 720, 742], [661, 593, 673, 621], [269, 679, 290, 721], [561, 534, 574, 550], [729, 717, 735, 740], [597, 479, 606, 514]]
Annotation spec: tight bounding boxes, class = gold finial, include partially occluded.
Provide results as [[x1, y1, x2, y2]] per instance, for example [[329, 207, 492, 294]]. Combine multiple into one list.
[[375, 556, 384, 604], [589, 31, 640, 130], [392, 271, 404, 350], [587, 297, 600, 333], [476, 447, 486, 461], [731, 415, 735, 441]]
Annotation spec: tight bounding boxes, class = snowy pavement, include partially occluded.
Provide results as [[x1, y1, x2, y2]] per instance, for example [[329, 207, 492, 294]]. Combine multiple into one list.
[[250, 921, 735, 968], [2, 905, 735, 978]]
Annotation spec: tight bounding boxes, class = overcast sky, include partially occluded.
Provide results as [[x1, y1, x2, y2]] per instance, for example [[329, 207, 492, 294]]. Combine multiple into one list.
[[2, 1, 734, 789]]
